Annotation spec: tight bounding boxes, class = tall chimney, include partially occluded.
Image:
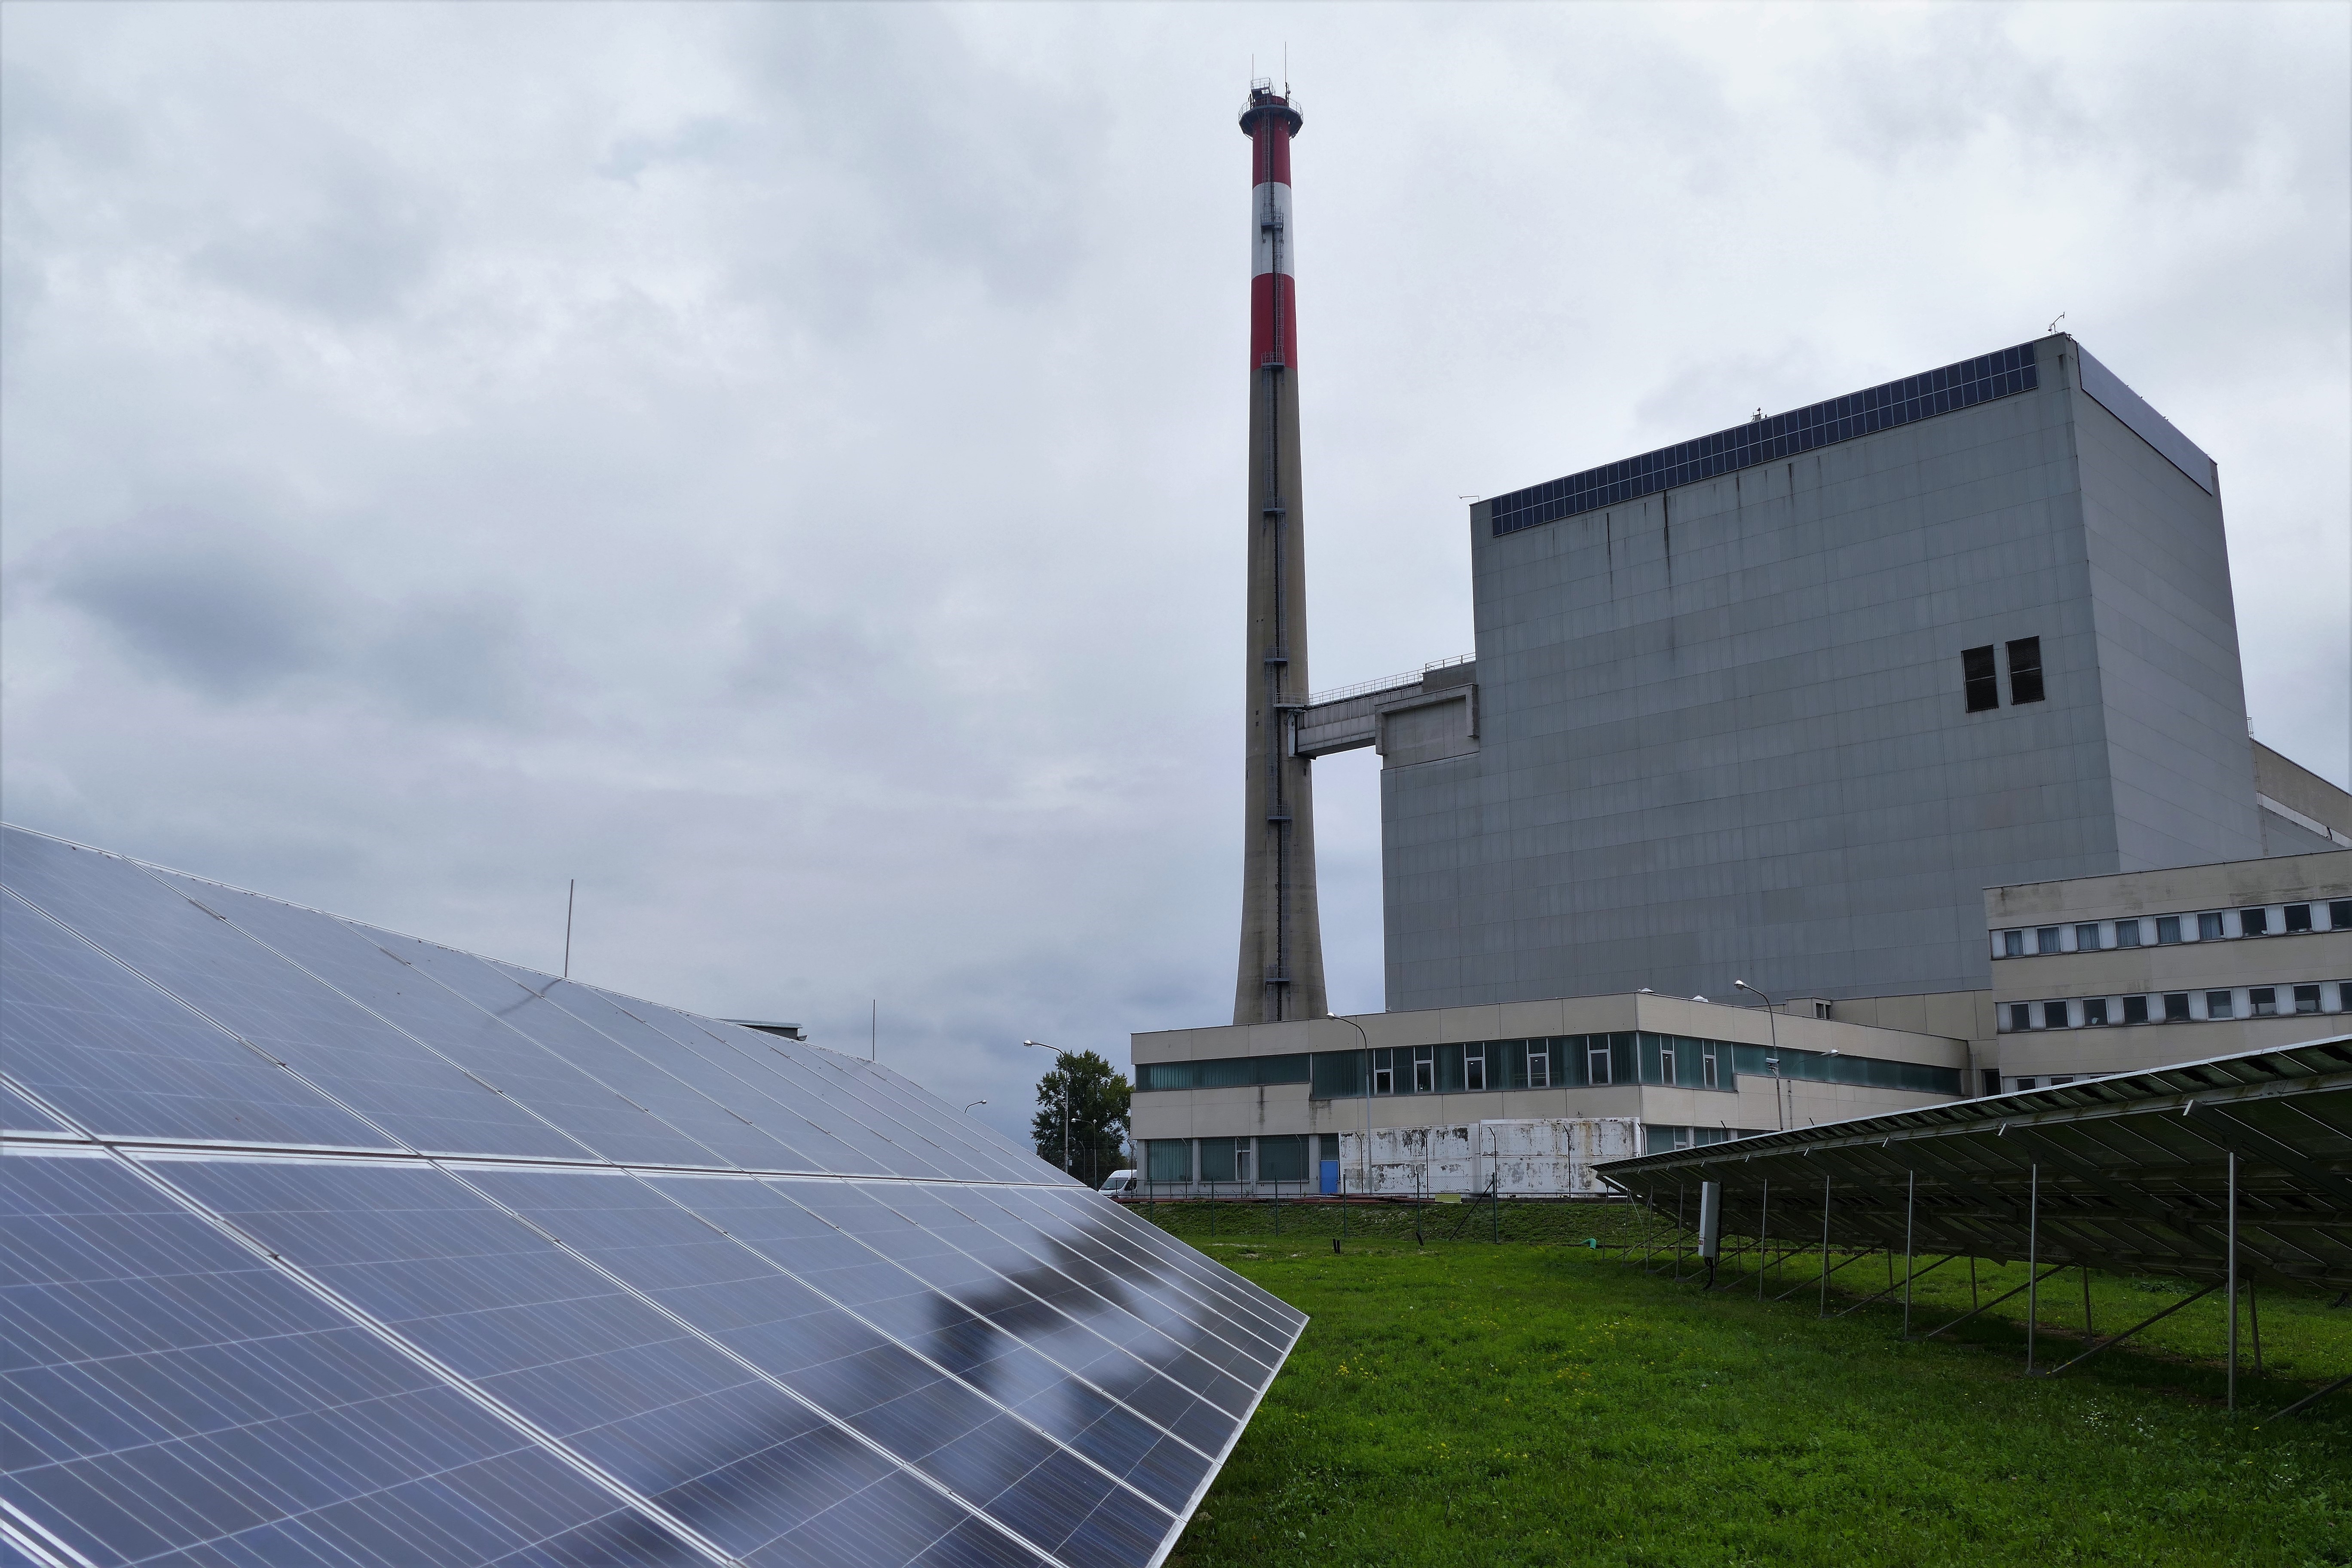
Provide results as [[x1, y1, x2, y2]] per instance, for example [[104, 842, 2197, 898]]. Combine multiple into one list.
[[1233, 80, 1327, 1024]]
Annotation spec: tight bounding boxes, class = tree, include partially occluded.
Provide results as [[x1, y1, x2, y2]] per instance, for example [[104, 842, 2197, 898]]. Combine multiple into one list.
[[1030, 1050, 1131, 1187]]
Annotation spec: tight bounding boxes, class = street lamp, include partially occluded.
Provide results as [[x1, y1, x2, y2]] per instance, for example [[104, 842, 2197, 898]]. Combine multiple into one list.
[[1733, 980, 1784, 1131], [963, 1099, 987, 1115], [1328, 1015, 1373, 1193], [1023, 1040, 1073, 1177]]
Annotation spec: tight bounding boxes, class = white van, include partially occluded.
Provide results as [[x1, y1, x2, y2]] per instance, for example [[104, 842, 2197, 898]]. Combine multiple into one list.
[[1098, 1170, 1139, 1197]]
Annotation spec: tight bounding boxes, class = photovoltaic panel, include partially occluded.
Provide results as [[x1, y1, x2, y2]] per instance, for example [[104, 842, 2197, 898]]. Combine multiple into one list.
[[1, 835, 579, 1161], [0, 1079, 61, 1134], [645, 1175, 1218, 1513], [2, 887, 389, 1152], [777, 1182, 1247, 1458], [465, 1168, 1173, 1568], [374, 936, 861, 1177], [141, 873, 724, 1171], [0, 825, 1297, 1566], [541, 971, 1047, 1187], [0, 1150, 687, 1568], [161, 1157, 1038, 1568]]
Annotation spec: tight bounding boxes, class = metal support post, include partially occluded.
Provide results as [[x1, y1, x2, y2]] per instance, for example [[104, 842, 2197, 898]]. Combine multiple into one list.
[[1759, 1178, 1770, 1301], [1818, 1175, 1832, 1318], [1675, 1181, 1687, 1283], [2227, 1150, 2237, 1415], [2026, 1164, 2040, 1375], [2081, 1266, 2093, 1348], [1902, 1171, 1916, 1338]]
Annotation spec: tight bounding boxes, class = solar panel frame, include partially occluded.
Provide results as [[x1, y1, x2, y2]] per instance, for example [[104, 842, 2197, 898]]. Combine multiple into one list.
[[1595, 1037, 2352, 1290]]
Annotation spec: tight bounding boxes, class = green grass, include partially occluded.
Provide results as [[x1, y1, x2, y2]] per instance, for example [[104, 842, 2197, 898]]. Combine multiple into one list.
[[1136, 1200, 2352, 1568]]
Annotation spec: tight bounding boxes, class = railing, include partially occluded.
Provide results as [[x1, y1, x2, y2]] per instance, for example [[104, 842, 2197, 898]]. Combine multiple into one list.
[[1305, 653, 1473, 709]]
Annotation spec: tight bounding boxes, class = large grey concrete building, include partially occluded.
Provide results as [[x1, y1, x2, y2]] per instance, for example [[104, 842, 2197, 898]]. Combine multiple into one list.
[[1133, 333, 2349, 1190], [1364, 332, 2309, 1012]]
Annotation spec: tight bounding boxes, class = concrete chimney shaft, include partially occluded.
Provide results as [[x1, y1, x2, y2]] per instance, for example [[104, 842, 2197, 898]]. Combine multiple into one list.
[[1232, 83, 1327, 1024]]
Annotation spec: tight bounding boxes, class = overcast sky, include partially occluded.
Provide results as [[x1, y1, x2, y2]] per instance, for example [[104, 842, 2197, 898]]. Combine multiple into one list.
[[4, 3, 2346, 1150]]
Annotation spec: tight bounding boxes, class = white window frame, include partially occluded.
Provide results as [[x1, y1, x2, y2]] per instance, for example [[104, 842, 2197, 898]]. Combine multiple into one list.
[[1464, 1044, 1486, 1093]]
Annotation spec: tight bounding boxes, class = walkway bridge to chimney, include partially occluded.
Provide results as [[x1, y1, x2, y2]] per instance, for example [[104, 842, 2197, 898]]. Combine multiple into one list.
[[1293, 654, 1479, 768]]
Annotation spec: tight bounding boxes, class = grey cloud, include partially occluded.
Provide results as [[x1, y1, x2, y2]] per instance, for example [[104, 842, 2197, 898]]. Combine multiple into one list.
[[40, 516, 551, 724], [45, 518, 347, 698], [190, 163, 438, 320]]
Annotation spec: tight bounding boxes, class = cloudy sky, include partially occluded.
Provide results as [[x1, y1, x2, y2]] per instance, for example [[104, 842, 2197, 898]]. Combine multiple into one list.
[[4, 3, 2346, 1149]]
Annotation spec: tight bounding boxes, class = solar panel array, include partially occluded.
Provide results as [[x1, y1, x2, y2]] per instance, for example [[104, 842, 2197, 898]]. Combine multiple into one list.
[[0, 826, 1303, 1568]]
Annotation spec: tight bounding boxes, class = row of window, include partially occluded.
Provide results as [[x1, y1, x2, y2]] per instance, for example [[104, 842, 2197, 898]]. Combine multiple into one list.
[[2002, 981, 2351, 1032], [1142, 1127, 1744, 1182], [1135, 1033, 1963, 1099], [1642, 1124, 1744, 1155], [1995, 898, 2352, 958], [1143, 1134, 1318, 1185], [1962, 637, 2043, 712], [1488, 342, 2040, 538]]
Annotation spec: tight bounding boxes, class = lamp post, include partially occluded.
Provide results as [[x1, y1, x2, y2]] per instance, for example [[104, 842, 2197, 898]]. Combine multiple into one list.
[[1733, 980, 1783, 1131], [963, 1099, 987, 1115], [1328, 1015, 1373, 1194], [1022, 1040, 1073, 1177]]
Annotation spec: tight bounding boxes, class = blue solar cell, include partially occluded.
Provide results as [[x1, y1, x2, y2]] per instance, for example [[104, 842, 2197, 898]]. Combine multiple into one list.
[[0, 1078, 60, 1133], [139, 876, 724, 1171], [1488, 341, 2041, 537], [2, 886, 388, 1151], [1, 832, 580, 1161], [779, 1182, 1243, 1457], [163, 1158, 1044, 1567], [667, 1177, 1216, 1510], [0, 1151, 683, 1567], [364, 937, 853, 1177], [465, 1168, 1174, 1567]]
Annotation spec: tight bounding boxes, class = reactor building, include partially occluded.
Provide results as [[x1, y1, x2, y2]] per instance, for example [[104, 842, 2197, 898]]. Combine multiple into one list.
[[1142, 84, 2350, 1193]]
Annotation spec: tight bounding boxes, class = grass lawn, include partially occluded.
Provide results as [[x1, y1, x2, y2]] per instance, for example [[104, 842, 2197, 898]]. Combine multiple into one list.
[[1138, 1200, 2352, 1568]]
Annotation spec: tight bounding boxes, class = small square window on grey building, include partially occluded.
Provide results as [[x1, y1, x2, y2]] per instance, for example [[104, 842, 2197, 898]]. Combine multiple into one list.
[[2332, 900, 2352, 930], [1963, 645, 1999, 712], [2123, 995, 2149, 1024], [2285, 903, 2313, 933], [2294, 985, 2323, 1014], [2002, 929, 2025, 957], [2084, 997, 2109, 1026], [2037, 927, 2061, 954], [2165, 992, 2191, 1021], [2250, 987, 2278, 1017], [2042, 1000, 2069, 1029], [2006, 637, 2044, 704], [2075, 923, 2101, 952], [2008, 1002, 2031, 1032], [2240, 906, 2269, 937], [2157, 915, 2183, 944], [2206, 990, 2235, 1019], [2199, 912, 2226, 940], [2115, 920, 2142, 948]]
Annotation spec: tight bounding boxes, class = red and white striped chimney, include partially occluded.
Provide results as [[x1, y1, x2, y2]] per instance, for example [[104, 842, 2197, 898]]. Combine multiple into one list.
[[1246, 87, 1302, 372], [1231, 81, 1326, 1025]]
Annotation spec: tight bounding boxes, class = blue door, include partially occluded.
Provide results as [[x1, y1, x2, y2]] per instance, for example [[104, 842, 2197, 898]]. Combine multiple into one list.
[[1319, 1160, 1339, 1195]]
